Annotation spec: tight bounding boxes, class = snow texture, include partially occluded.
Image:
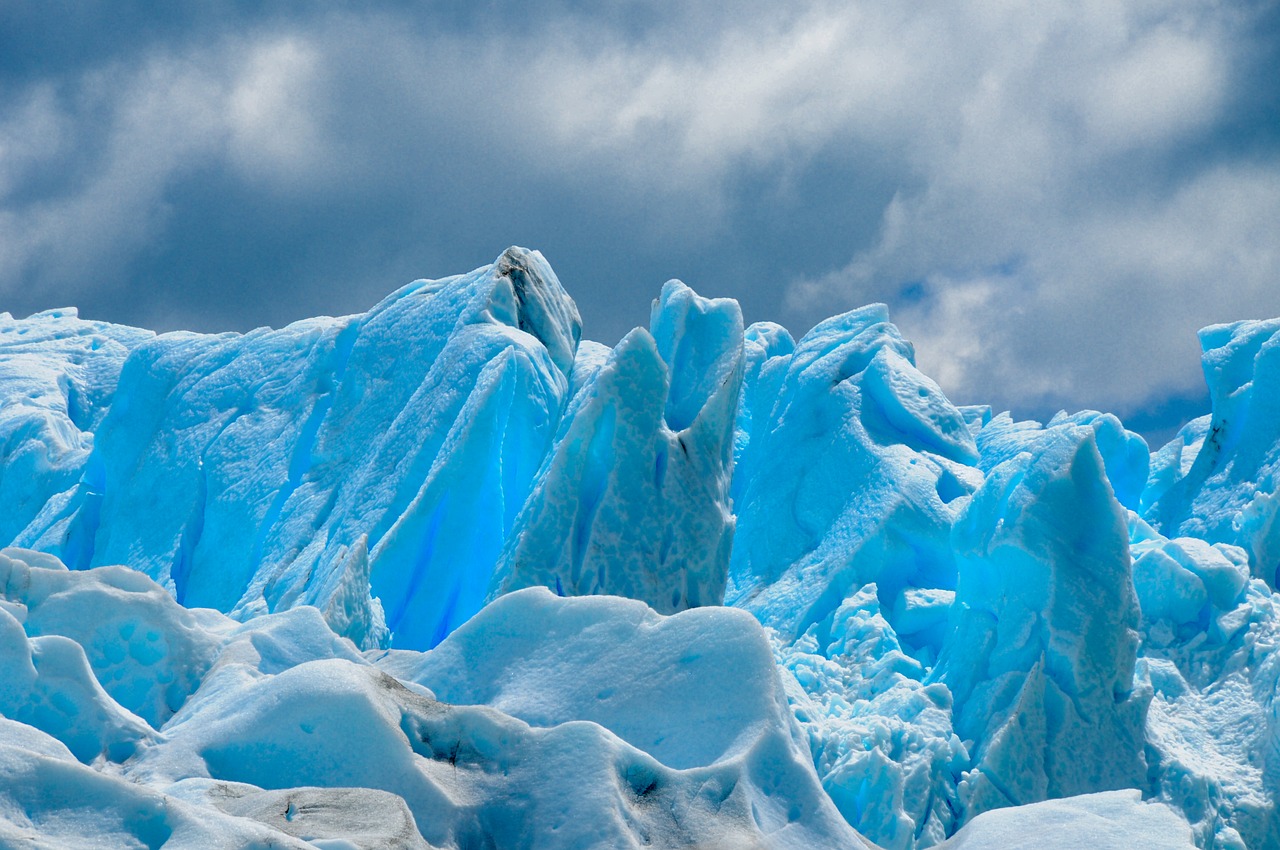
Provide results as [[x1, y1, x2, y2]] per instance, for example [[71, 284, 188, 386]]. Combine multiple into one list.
[[0, 247, 1272, 848], [1, 553, 868, 849]]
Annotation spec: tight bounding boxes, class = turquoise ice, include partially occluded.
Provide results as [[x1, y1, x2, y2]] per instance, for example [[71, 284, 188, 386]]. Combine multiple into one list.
[[2, 248, 1276, 848]]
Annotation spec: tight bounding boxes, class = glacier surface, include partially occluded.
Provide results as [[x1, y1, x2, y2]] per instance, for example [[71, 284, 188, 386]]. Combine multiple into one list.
[[0, 247, 1276, 848]]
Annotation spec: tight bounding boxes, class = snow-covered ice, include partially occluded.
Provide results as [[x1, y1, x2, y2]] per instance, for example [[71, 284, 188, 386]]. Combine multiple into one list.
[[1, 552, 869, 849], [0, 247, 1273, 848]]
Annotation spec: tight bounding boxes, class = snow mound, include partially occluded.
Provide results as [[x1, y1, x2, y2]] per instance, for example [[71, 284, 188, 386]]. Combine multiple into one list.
[[0, 550, 867, 850], [938, 790, 1194, 849]]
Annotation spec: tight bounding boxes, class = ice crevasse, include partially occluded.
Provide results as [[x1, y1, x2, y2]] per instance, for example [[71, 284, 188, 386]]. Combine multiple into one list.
[[0, 246, 1276, 849]]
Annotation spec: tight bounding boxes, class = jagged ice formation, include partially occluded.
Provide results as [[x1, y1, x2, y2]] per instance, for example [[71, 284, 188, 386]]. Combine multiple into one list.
[[1, 247, 1277, 848]]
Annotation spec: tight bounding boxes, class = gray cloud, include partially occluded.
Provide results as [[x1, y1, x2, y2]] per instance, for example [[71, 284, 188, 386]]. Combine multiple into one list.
[[1, 1, 1277, 441]]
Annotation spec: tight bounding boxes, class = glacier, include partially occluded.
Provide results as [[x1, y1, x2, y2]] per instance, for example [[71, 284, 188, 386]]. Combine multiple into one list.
[[0, 246, 1276, 848]]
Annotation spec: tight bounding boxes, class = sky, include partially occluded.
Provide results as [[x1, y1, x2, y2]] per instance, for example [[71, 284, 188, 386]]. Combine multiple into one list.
[[2, 1, 1279, 444]]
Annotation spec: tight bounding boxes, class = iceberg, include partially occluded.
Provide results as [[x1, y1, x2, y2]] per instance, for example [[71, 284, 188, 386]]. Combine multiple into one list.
[[489, 280, 743, 613], [8, 248, 581, 651], [1145, 319, 1280, 588], [0, 247, 1272, 848], [938, 421, 1149, 820], [727, 304, 979, 644]]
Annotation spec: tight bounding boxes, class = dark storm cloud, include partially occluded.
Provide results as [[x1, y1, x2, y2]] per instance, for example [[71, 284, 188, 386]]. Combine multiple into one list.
[[2, 2, 1279, 443]]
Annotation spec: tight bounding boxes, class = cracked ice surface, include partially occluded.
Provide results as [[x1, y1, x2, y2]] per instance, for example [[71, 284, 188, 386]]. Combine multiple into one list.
[[1, 248, 1275, 847]]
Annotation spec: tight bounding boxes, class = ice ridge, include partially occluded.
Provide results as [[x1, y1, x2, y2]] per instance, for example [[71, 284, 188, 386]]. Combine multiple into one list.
[[0, 247, 1276, 848]]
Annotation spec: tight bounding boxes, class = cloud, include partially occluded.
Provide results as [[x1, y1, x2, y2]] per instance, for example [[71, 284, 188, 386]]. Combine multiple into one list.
[[0, 0, 1276, 437], [779, 1, 1280, 425], [226, 37, 326, 183], [0, 49, 230, 301]]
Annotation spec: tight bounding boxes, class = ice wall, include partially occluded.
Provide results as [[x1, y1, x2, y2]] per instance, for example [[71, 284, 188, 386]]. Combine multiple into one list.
[[727, 304, 979, 644], [938, 421, 1149, 820], [1, 248, 1278, 849], [7, 248, 583, 650], [490, 280, 743, 613], [0, 309, 151, 553], [1145, 319, 1280, 588]]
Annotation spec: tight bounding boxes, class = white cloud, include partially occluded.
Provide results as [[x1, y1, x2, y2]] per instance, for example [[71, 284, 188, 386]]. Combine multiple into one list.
[[226, 37, 326, 183], [887, 163, 1280, 415], [769, 1, 1275, 418], [0, 0, 1275, 426], [0, 52, 229, 298], [1079, 27, 1225, 148], [0, 85, 71, 198]]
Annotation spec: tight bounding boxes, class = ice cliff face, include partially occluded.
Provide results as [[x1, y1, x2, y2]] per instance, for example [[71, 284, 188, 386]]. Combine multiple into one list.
[[0, 247, 1274, 849], [939, 421, 1149, 819], [4, 247, 582, 651], [490, 279, 743, 613], [1145, 318, 1280, 588]]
